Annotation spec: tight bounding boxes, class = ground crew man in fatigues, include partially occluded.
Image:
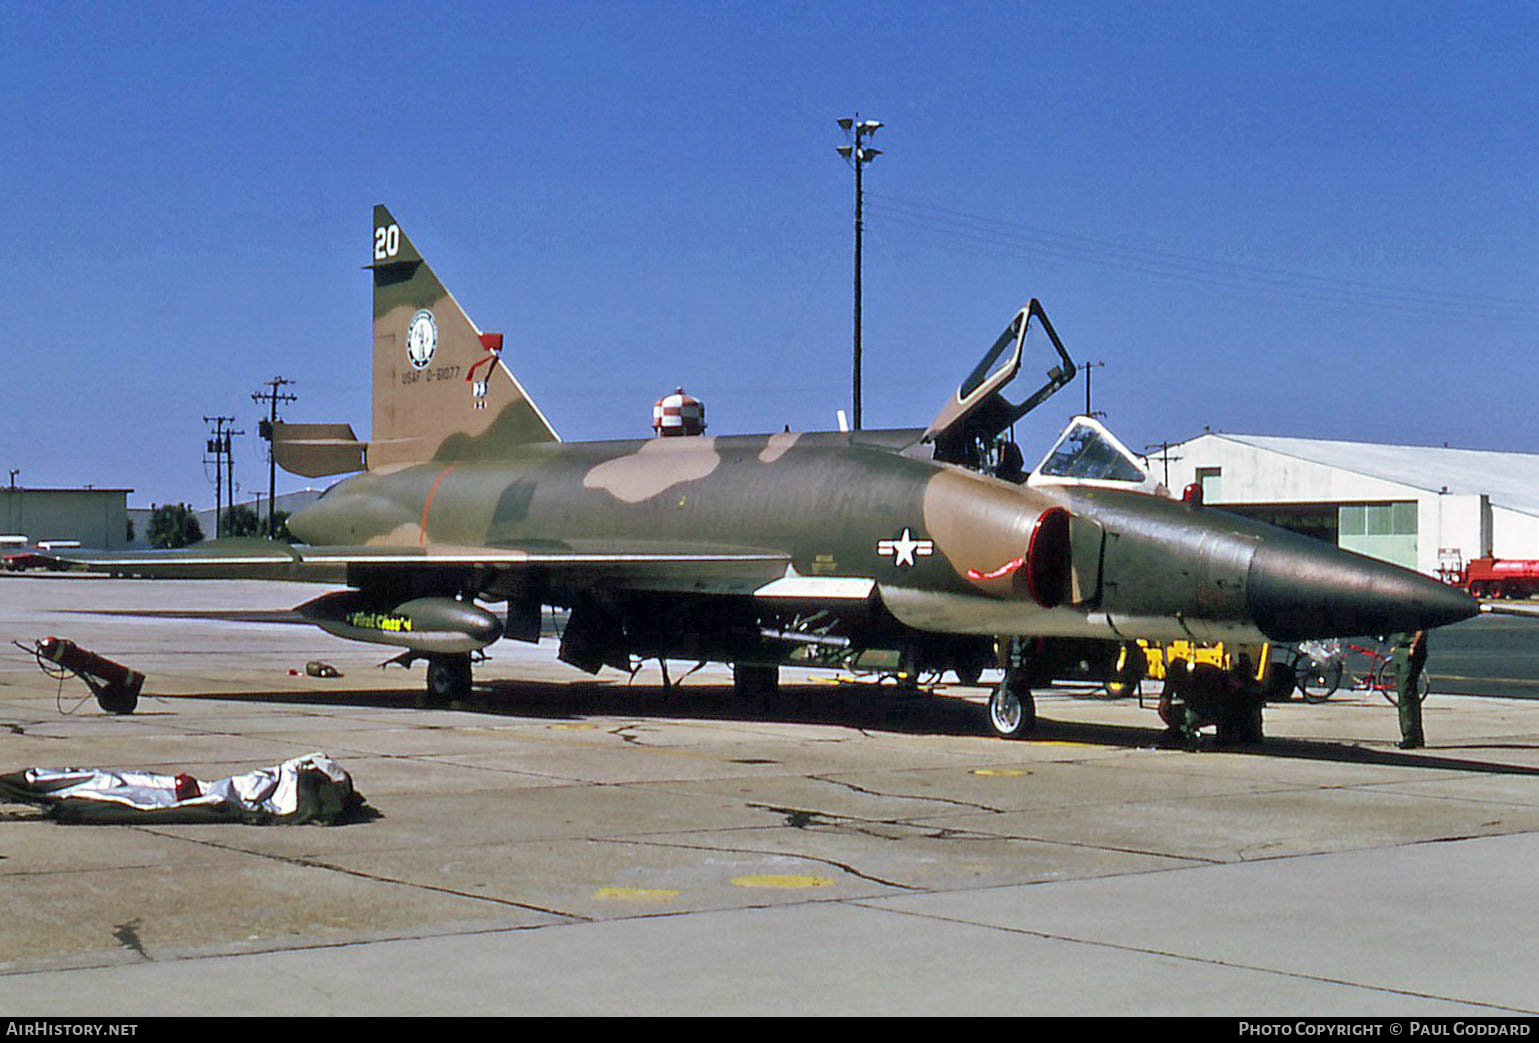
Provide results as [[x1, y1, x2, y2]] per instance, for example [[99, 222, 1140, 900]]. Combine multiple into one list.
[[1391, 629, 1428, 748], [1158, 656, 1265, 748]]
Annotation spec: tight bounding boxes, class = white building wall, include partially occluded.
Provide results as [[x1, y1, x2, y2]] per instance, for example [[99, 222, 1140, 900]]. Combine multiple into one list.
[[1164, 436, 1505, 577], [1420, 494, 1485, 577], [1166, 437, 1412, 506], [1493, 506, 1539, 560]]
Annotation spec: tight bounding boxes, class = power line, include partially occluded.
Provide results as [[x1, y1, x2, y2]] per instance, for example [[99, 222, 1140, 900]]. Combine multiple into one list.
[[252, 377, 298, 540], [868, 191, 1534, 312], [866, 192, 1535, 323], [202, 416, 242, 538]]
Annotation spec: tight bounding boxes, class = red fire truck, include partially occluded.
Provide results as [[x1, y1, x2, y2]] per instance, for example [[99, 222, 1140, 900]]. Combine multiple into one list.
[[1441, 554, 1539, 599]]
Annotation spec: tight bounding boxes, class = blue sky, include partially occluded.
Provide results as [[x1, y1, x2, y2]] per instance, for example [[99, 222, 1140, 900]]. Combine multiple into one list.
[[3, 1, 1534, 509]]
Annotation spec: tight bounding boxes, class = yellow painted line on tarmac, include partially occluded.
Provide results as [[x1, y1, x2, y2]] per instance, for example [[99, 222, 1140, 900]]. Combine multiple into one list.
[[547, 722, 602, 730], [971, 768, 1031, 777], [732, 874, 834, 890], [594, 888, 680, 902], [1432, 674, 1539, 686]]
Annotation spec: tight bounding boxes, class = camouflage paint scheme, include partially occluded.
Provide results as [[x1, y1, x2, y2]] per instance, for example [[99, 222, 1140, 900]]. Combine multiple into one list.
[[63, 206, 1477, 725]]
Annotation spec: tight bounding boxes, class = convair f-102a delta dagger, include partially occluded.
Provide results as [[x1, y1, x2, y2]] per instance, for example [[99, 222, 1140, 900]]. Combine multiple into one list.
[[64, 206, 1477, 738]]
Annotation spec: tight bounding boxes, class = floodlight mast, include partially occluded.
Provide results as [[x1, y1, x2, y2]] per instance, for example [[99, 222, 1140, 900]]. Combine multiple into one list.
[[836, 115, 882, 430]]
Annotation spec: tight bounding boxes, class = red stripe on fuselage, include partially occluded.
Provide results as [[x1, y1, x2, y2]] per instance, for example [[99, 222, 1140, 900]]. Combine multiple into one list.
[[419, 465, 459, 545]]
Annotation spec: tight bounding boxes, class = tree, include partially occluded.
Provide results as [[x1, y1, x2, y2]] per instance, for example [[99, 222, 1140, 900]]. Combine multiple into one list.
[[221, 503, 261, 538], [147, 504, 203, 549], [271, 509, 298, 544]]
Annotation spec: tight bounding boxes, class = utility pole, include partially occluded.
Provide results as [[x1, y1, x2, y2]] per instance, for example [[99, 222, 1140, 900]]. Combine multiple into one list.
[[203, 416, 241, 537], [1078, 361, 1106, 418], [837, 114, 883, 431], [1144, 440, 1182, 489], [252, 377, 297, 539]]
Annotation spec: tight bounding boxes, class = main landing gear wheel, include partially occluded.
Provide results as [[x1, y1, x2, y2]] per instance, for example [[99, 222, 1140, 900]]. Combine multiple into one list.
[[425, 653, 473, 706], [987, 681, 1035, 739], [953, 662, 984, 687], [733, 663, 779, 708]]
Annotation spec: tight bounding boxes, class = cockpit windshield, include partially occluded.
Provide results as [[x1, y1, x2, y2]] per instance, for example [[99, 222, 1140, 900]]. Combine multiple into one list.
[[1030, 417, 1151, 487]]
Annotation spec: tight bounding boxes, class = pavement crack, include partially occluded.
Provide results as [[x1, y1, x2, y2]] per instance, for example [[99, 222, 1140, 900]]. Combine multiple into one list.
[[609, 724, 652, 747], [809, 774, 1008, 814], [745, 802, 912, 839], [855, 902, 1539, 1015], [609, 835, 923, 891], [743, 801, 1126, 854], [135, 827, 593, 923]]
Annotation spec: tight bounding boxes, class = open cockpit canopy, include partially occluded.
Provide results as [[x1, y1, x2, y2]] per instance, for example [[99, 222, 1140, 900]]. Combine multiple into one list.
[[924, 299, 1075, 461]]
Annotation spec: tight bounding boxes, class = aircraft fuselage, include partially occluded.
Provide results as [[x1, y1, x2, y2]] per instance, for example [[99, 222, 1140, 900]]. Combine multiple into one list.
[[290, 428, 1474, 658]]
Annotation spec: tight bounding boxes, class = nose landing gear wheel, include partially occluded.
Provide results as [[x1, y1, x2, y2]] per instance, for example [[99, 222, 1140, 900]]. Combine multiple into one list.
[[987, 681, 1035, 739]]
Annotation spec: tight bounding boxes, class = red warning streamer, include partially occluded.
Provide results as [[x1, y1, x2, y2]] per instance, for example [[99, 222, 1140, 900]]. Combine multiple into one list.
[[967, 556, 1025, 582]]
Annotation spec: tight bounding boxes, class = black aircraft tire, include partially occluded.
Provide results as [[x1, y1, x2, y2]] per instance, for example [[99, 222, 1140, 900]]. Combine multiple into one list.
[[1263, 662, 1297, 702], [987, 682, 1035, 739], [733, 663, 779, 706], [96, 684, 138, 715], [425, 655, 473, 706]]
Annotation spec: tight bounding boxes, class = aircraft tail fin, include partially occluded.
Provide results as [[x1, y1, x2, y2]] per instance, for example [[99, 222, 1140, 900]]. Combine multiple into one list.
[[369, 204, 559, 468]]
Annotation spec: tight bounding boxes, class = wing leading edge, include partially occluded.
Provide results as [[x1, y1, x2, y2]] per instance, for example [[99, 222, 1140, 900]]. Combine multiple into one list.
[[52, 539, 792, 596]]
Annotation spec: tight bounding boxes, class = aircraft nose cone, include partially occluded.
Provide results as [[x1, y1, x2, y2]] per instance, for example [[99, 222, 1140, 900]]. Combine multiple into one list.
[[1247, 535, 1477, 641]]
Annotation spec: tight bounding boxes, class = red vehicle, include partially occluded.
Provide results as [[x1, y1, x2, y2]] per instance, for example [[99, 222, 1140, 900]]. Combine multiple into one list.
[[0, 537, 75, 573], [1443, 556, 1539, 600]]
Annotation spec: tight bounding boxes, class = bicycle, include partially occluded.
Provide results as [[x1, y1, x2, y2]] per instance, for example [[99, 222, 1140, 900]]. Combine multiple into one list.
[[1347, 641, 1430, 706], [1288, 639, 1428, 705], [1289, 640, 1344, 703]]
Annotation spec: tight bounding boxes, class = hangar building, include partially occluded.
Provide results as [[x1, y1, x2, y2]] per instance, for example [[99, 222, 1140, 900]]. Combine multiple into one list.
[[0, 487, 133, 550], [1161, 434, 1539, 578]]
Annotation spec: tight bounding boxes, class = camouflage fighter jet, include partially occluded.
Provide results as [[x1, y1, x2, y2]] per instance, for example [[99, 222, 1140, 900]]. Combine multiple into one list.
[[65, 206, 1477, 735]]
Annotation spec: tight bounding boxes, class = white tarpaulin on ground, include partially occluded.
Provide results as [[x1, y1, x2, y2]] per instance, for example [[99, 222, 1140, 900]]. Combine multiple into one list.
[[0, 752, 360, 824]]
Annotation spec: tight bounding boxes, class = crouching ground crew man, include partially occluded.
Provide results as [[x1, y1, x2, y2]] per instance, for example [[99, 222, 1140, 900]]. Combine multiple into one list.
[[1391, 629, 1429, 749], [1159, 656, 1267, 748]]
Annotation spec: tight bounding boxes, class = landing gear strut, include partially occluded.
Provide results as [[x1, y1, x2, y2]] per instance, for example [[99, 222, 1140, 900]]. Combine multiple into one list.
[[425, 653, 473, 706]]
